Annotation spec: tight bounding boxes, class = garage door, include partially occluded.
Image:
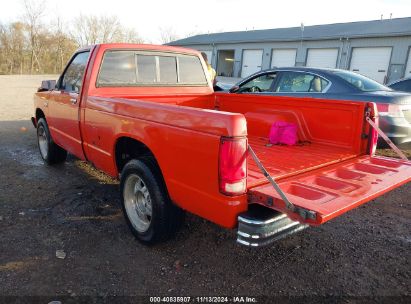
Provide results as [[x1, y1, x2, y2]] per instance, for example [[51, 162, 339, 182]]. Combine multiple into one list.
[[350, 47, 392, 83], [306, 48, 339, 68], [405, 50, 411, 78], [271, 49, 297, 67], [241, 50, 263, 78]]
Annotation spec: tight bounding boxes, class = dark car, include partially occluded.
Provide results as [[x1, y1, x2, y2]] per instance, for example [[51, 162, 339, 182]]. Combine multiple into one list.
[[226, 67, 411, 147], [388, 77, 411, 93]]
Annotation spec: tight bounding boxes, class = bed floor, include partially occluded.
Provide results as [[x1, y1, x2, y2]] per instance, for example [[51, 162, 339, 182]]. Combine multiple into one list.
[[247, 136, 358, 188]]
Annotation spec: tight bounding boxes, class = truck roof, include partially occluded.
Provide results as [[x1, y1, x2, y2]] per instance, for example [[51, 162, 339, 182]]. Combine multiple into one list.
[[76, 43, 200, 55]]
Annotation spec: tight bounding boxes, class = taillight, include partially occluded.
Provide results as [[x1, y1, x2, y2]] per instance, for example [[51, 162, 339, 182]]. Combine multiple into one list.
[[219, 137, 247, 196], [377, 103, 404, 117]]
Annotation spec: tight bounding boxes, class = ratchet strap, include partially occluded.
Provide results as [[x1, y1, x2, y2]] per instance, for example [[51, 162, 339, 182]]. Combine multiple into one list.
[[366, 117, 408, 161]]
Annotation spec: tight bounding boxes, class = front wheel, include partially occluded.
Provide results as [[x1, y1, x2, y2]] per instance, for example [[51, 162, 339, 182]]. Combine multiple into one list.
[[120, 158, 184, 244], [37, 118, 67, 165]]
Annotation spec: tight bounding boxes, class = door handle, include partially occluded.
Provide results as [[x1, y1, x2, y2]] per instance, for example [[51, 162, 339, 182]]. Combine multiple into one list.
[[70, 98, 77, 104]]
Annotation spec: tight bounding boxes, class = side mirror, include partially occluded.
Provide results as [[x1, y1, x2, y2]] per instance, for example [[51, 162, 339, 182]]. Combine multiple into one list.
[[229, 85, 240, 93], [37, 80, 56, 92]]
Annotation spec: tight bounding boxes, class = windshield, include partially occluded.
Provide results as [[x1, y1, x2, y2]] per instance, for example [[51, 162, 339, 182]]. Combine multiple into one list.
[[332, 70, 391, 92]]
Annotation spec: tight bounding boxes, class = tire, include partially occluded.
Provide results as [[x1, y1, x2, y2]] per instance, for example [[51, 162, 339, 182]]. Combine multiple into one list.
[[120, 158, 184, 244], [36, 118, 67, 165]]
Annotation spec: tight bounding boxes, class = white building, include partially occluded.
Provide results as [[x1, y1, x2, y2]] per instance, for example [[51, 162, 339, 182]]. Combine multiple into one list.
[[169, 17, 411, 83]]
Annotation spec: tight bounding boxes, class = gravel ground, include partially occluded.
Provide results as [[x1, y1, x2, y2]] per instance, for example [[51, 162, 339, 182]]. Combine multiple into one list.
[[0, 75, 410, 303]]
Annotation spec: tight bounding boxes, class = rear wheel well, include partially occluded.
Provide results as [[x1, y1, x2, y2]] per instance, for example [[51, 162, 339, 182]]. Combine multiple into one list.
[[115, 137, 157, 174], [36, 108, 45, 122]]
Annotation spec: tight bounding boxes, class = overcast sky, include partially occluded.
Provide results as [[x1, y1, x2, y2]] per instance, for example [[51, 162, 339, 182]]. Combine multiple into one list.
[[0, 0, 409, 43]]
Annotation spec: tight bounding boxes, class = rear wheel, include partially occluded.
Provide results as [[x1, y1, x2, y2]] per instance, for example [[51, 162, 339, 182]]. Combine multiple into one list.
[[36, 118, 67, 165], [120, 158, 184, 244]]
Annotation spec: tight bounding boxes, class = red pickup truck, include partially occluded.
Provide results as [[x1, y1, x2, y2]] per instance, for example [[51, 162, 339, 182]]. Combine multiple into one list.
[[32, 44, 411, 247]]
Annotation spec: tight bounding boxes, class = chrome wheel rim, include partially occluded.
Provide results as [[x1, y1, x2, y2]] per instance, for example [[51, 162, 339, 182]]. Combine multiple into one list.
[[123, 174, 152, 233], [38, 125, 48, 159]]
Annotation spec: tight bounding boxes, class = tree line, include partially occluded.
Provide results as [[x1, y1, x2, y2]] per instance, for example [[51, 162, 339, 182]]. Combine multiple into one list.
[[0, 0, 145, 75]]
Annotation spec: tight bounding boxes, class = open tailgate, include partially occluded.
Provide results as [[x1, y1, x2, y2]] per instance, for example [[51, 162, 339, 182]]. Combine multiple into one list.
[[249, 155, 411, 225]]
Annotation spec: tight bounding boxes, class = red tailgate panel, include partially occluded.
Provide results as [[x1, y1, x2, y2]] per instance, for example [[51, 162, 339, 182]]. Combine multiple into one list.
[[249, 155, 411, 225]]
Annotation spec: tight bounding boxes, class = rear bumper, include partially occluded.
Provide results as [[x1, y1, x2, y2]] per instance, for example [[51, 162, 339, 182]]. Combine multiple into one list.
[[237, 205, 308, 247]]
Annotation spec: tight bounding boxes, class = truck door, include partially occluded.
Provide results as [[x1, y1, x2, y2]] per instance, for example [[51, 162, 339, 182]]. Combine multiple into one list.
[[48, 51, 90, 159]]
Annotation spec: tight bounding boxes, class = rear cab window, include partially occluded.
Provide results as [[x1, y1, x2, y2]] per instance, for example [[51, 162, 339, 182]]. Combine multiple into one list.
[[97, 50, 208, 87]]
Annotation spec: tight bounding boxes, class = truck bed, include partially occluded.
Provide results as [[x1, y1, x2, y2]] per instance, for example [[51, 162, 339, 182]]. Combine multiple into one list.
[[247, 136, 357, 188]]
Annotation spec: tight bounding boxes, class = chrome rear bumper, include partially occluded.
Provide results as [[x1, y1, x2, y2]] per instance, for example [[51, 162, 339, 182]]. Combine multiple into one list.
[[237, 205, 308, 247]]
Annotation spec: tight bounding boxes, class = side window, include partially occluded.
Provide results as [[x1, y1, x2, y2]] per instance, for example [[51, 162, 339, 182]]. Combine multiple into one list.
[[239, 73, 277, 92], [275, 72, 329, 93], [61, 51, 90, 93]]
